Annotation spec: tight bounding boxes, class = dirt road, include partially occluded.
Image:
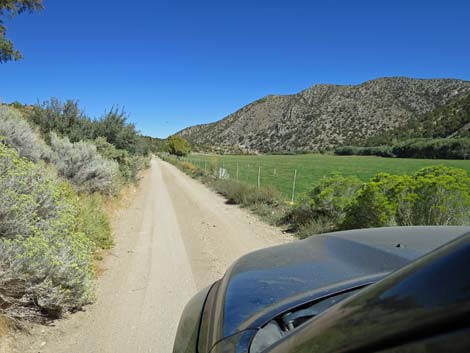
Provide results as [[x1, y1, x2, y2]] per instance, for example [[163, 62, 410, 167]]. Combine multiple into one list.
[[13, 158, 289, 353]]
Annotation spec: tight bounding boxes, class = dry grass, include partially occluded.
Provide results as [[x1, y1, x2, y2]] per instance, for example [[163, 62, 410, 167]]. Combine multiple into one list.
[[103, 168, 149, 220], [93, 167, 150, 278], [0, 315, 13, 338]]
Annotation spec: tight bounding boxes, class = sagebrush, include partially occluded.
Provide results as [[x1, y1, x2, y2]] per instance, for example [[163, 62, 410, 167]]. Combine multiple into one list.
[[0, 143, 95, 321], [50, 133, 119, 194], [0, 105, 51, 162]]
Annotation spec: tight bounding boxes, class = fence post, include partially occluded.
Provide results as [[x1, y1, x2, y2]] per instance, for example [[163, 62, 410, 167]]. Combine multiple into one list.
[[291, 169, 297, 203], [236, 162, 239, 180], [204, 161, 207, 172], [257, 167, 261, 189]]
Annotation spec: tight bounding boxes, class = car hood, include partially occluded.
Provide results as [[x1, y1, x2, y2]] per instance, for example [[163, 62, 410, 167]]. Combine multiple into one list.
[[205, 226, 470, 346]]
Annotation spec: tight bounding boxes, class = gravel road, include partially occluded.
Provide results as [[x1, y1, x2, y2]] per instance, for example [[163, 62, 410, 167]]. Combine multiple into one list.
[[12, 158, 289, 353]]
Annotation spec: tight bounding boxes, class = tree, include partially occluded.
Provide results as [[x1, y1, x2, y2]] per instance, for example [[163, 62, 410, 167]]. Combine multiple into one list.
[[94, 108, 140, 154], [167, 135, 191, 157], [0, 0, 43, 63]]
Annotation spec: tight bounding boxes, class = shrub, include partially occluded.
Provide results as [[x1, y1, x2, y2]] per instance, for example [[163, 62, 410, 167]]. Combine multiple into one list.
[[211, 179, 279, 207], [28, 99, 95, 143], [28, 99, 144, 156], [50, 133, 119, 194], [341, 166, 470, 230], [341, 175, 405, 230], [94, 108, 141, 154], [409, 166, 470, 225], [286, 175, 362, 232], [0, 105, 51, 162], [167, 135, 191, 157], [296, 218, 332, 239], [308, 175, 362, 222], [0, 143, 95, 321], [94, 137, 150, 182]]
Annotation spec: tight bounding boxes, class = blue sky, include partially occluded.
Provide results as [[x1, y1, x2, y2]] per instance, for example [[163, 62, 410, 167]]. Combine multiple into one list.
[[1, 0, 469, 138]]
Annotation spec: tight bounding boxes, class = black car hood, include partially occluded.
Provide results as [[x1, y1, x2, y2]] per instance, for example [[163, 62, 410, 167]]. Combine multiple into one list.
[[208, 226, 470, 344]]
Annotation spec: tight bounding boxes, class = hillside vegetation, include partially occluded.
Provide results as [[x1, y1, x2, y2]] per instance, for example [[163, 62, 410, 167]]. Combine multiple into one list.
[[178, 77, 470, 153], [0, 101, 155, 322], [334, 93, 470, 159]]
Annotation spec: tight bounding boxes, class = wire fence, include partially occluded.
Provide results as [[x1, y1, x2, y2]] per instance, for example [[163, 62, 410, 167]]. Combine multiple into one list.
[[169, 154, 300, 202], [160, 152, 470, 203]]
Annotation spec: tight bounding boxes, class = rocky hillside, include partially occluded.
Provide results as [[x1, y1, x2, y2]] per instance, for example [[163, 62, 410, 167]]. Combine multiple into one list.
[[178, 77, 470, 152]]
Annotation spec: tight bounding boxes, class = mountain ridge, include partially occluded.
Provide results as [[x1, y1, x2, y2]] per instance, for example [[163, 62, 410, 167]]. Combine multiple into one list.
[[177, 77, 470, 152]]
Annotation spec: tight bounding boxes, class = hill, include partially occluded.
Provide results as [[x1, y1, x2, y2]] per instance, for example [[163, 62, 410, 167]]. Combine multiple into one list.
[[177, 77, 470, 153], [367, 93, 470, 145]]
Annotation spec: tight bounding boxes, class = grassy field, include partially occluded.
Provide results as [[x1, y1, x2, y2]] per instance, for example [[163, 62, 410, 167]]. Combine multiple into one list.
[[179, 154, 470, 200]]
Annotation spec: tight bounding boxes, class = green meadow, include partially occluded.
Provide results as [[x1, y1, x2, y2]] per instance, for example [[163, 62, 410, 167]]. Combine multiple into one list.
[[183, 154, 470, 200]]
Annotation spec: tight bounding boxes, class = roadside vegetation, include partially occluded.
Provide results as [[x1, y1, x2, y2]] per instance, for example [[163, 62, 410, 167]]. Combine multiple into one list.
[[0, 102, 157, 323], [160, 153, 470, 239], [179, 153, 470, 197]]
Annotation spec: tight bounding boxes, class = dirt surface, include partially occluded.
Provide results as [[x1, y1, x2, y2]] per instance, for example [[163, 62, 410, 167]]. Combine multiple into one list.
[[10, 158, 290, 353]]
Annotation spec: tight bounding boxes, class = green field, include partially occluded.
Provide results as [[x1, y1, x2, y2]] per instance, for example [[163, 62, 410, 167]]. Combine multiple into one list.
[[181, 154, 470, 200]]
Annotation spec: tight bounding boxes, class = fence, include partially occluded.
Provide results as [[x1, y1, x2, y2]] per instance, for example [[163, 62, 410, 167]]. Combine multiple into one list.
[[169, 154, 300, 202]]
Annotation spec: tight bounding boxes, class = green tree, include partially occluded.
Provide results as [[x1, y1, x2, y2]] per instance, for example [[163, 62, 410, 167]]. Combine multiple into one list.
[[94, 108, 140, 154], [167, 135, 191, 157], [0, 0, 43, 63]]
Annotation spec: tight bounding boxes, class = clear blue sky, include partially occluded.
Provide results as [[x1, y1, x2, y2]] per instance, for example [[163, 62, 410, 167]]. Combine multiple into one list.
[[1, 0, 469, 138]]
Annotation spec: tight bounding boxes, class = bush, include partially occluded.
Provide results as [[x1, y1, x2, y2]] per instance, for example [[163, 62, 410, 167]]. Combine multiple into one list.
[[28, 99, 145, 156], [0, 143, 95, 321], [28, 99, 95, 143], [167, 135, 191, 157], [340, 174, 409, 229], [409, 166, 470, 225], [0, 105, 51, 162], [308, 175, 362, 222], [285, 175, 362, 232], [94, 137, 150, 182], [295, 218, 332, 239], [94, 108, 141, 154], [211, 179, 279, 207], [50, 133, 119, 194], [341, 166, 470, 230]]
